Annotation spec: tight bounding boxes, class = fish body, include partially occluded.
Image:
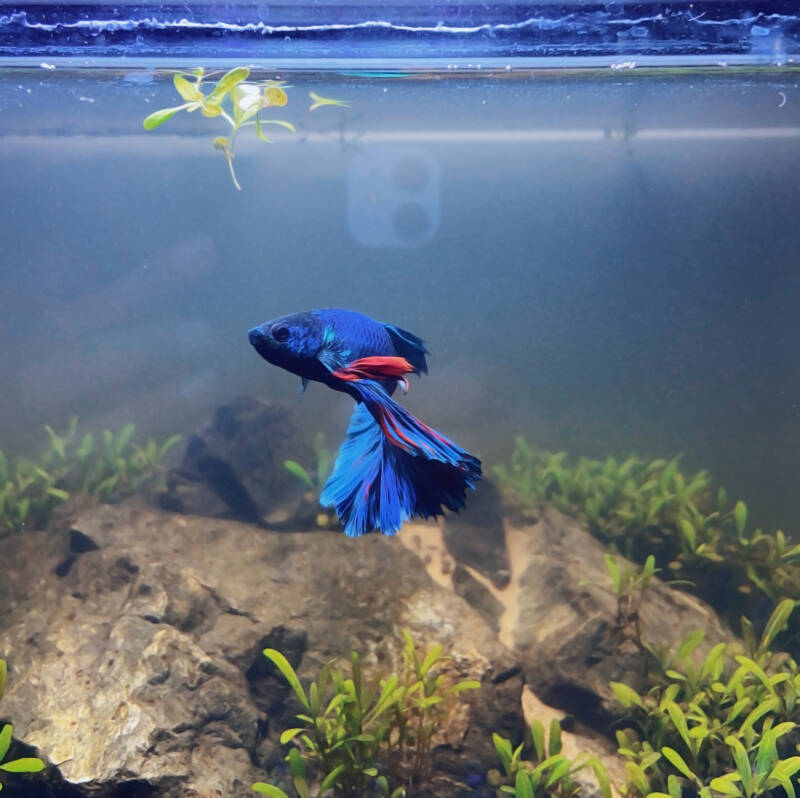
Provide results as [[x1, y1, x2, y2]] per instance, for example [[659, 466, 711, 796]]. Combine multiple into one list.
[[248, 308, 481, 536]]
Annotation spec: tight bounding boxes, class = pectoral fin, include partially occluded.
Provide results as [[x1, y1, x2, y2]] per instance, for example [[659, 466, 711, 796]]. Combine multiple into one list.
[[298, 377, 309, 394]]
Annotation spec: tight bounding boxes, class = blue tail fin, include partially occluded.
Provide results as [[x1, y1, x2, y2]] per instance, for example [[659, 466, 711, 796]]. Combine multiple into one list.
[[320, 381, 481, 537]]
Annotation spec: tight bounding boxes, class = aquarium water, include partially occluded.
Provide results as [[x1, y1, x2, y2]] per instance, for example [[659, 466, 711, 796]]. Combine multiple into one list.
[[1, 2, 800, 796]]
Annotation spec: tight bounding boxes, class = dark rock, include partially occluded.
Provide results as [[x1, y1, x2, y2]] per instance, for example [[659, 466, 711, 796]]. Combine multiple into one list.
[[159, 396, 314, 524], [0, 504, 524, 798], [442, 480, 510, 589], [452, 565, 505, 634]]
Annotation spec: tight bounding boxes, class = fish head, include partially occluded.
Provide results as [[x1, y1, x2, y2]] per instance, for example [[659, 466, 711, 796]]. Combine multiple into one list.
[[248, 311, 323, 376]]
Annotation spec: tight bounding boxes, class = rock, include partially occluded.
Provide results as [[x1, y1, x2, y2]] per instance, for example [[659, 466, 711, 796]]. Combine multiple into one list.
[[452, 565, 505, 634], [442, 480, 510, 589], [510, 508, 731, 724], [158, 397, 314, 524], [0, 504, 524, 797]]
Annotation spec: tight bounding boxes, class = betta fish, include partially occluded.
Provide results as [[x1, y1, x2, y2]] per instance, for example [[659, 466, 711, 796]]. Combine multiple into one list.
[[248, 308, 481, 537]]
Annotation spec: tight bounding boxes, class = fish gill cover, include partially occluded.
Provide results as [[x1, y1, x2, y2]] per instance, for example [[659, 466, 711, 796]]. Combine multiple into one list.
[[0, 1, 798, 63]]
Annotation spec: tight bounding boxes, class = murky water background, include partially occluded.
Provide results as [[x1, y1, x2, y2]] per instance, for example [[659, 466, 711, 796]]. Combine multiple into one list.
[[1, 66, 798, 529]]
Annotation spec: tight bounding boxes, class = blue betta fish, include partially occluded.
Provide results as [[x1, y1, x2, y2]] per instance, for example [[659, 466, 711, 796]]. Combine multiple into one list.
[[248, 308, 481, 537]]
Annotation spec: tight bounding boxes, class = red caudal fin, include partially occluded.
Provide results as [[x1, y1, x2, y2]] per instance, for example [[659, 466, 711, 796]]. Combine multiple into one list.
[[331, 356, 415, 382]]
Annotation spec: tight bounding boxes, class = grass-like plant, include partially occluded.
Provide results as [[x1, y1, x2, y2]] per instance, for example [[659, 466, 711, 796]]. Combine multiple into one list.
[[611, 599, 800, 797], [252, 629, 480, 798], [144, 68, 350, 191], [284, 432, 334, 494], [0, 417, 180, 536], [489, 717, 611, 798], [0, 659, 45, 791]]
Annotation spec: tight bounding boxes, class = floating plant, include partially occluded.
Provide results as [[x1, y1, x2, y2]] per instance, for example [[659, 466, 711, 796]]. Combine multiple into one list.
[[143, 68, 351, 191]]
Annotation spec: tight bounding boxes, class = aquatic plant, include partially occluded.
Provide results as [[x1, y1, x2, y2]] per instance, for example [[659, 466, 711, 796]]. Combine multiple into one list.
[[0, 658, 45, 791], [492, 437, 800, 641], [284, 432, 334, 493], [0, 417, 180, 536], [489, 717, 611, 798], [611, 600, 800, 797], [144, 69, 350, 191], [252, 629, 480, 798], [597, 554, 659, 656]]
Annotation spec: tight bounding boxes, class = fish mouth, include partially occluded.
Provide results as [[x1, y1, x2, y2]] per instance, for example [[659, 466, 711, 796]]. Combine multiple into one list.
[[247, 326, 266, 347], [248, 325, 275, 361]]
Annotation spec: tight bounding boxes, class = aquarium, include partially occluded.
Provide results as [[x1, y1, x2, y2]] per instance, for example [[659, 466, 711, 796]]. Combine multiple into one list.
[[2, 2, 800, 797]]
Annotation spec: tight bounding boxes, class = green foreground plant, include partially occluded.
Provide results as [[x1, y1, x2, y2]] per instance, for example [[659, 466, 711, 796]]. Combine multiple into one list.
[[490, 717, 611, 798], [611, 599, 800, 798], [0, 659, 44, 791], [0, 417, 180, 536], [252, 630, 480, 798]]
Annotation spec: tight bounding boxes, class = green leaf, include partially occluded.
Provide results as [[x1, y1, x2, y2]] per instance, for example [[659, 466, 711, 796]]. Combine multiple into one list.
[[45, 487, 70, 501], [709, 774, 743, 797], [143, 104, 191, 130], [208, 66, 250, 102], [254, 116, 273, 143], [663, 702, 691, 751], [604, 554, 621, 593], [114, 424, 135, 456], [0, 724, 11, 761], [531, 719, 545, 762], [450, 680, 481, 693], [610, 681, 645, 710], [700, 642, 727, 678], [734, 655, 774, 693], [493, 733, 513, 776], [419, 643, 443, 676], [252, 784, 291, 797], [262, 649, 309, 710], [157, 435, 182, 462], [626, 761, 649, 794], [284, 460, 313, 489], [667, 774, 682, 798], [661, 746, 696, 781], [0, 758, 44, 773], [515, 770, 533, 798], [173, 74, 204, 102], [279, 727, 305, 745], [676, 629, 705, 662], [287, 749, 309, 798], [319, 764, 345, 791], [260, 118, 296, 132], [679, 518, 697, 550], [586, 756, 612, 798], [759, 598, 795, 651], [76, 433, 94, 459], [725, 736, 752, 785], [733, 501, 748, 537], [548, 718, 562, 756]]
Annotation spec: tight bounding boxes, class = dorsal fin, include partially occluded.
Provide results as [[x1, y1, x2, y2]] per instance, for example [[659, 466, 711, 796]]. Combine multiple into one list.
[[384, 324, 428, 375]]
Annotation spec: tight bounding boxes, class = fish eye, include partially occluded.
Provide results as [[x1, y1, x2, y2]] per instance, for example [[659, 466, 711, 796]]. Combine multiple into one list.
[[272, 325, 290, 343]]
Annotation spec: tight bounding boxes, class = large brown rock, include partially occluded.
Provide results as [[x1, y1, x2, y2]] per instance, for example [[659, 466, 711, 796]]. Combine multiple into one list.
[[510, 508, 732, 723], [0, 503, 523, 798]]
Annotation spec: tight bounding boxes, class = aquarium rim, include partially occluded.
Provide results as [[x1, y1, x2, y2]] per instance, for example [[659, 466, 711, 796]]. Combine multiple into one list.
[[1, 54, 798, 72]]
